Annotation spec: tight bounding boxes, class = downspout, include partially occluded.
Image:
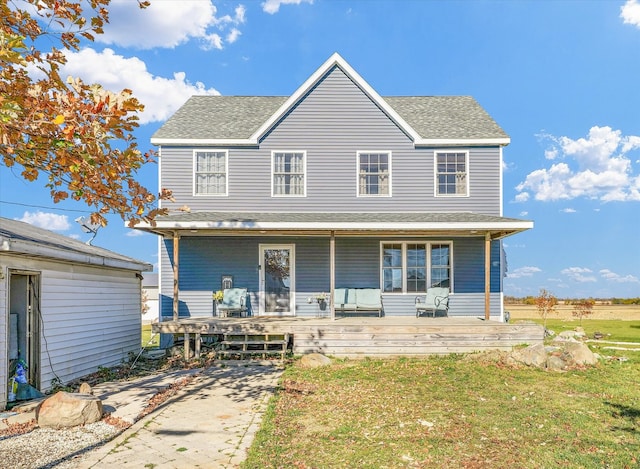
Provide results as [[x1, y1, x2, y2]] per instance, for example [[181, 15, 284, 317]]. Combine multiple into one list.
[[173, 231, 180, 321], [485, 232, 491, 320], [330, 230, 336, 321]]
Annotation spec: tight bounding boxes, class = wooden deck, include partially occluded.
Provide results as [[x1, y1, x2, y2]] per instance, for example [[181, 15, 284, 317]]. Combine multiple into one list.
[[152, 316, 544, 359]]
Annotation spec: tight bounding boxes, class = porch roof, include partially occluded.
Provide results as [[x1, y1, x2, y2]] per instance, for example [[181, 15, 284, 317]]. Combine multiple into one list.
[[133, 211, 532, 239]]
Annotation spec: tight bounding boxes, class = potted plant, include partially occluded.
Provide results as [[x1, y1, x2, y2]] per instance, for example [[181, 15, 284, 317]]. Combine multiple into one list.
[[315, 292, 328, 311]]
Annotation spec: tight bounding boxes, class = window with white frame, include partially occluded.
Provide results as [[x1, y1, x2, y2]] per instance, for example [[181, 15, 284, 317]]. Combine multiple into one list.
[[358, 152, 390, 196], [272, 151, 306, 196], [381, 242, 452, 293], [194, 150, 227, 195], [435, 151, 468, 196]]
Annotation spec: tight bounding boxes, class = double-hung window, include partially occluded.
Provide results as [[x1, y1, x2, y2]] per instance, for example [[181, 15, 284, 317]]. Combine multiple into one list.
[[194, 150, 227, 196], [435, 151, 468, 196], [381, 242, 452, 293], [272, 151, 306, 196], [358, 151, 391, 196]]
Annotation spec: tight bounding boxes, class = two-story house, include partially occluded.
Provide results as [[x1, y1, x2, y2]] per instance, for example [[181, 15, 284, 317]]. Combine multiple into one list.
[[136, 53, 532, 324]]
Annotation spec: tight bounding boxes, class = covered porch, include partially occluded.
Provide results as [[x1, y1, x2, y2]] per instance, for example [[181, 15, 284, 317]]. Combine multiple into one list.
[[152, 316, 544, 359], [135, 211, 533, 324]]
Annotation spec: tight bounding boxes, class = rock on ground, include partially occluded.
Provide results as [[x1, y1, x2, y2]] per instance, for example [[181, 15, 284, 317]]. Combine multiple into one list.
[[37, 391, 103, 429]]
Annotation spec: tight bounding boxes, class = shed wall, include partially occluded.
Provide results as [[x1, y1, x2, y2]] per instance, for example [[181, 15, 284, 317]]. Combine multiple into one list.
[[0, 253, 142, 405]]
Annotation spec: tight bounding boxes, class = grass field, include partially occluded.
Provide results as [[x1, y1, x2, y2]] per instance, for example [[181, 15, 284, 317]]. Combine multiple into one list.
[[243, 305, 640, 468], [506, 303, 640, 321], [141, 324, 160, 348]]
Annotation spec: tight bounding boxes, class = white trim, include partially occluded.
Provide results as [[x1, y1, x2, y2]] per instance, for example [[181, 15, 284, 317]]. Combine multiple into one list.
[[356, 151, 393, 197], [157, 146, 163, 209], [136, 219, 534, 232], [151, 138, 257, 146], [152, 137, 511, 148], [251, 53, 422, 144], [192, 149, 229, 197], [270, 150, 307, 197], [434, 150, 470, 198], [499, 147, 504, 216], [258, 243, 296, 316], [416, 137, 511, 147], [379, 240, 454, 294]]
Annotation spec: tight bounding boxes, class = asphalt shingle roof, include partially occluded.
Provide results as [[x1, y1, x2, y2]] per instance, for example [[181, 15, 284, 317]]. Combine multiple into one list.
[[152, 94, 508, 142], [154, 211, 527, 225], [0, 217, 151, 269]]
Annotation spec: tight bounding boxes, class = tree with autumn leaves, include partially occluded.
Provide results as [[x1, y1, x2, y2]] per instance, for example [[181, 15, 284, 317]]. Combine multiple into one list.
[[1, 0, 171, 227]]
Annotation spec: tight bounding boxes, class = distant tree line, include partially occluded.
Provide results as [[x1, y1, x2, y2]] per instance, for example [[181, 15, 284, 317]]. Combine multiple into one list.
[[505, 296, 640, 305]]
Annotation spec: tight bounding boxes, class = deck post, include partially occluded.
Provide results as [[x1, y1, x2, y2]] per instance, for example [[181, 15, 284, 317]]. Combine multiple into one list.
[[173, 232, 180, 322], [485, 232, 491, 320], [330, 230, 336, 321]]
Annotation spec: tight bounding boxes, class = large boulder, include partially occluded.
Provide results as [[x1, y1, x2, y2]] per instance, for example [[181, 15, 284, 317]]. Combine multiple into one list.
[[299, 353, 332, 368], [561, 341, 598, 366], [511, 343, 547, 367], [36, 391, 103, 429]]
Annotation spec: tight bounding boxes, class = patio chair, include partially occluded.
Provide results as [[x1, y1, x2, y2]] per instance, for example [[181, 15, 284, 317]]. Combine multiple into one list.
[[217, 288, 248, 318], [415, 287, 450, 318]]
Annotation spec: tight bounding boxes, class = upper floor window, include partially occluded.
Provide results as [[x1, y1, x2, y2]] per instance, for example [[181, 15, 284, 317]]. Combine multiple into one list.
[[358, 152, 391, 196], [435, 151, 468, 197], [272, 151, 306, 196], [194, 150, 227, 196], [381, 241, 452, 293]]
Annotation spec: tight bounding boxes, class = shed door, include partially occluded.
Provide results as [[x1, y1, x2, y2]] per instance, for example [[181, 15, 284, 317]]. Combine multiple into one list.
[[8, 271, 41, 391], [259, 244, 295, 316]]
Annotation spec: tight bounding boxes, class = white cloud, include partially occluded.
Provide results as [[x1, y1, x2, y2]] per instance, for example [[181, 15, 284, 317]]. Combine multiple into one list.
[[17, 211, 70, 231], [561, 267, 597, 283], [519, 211, 528, 216], [61, 48, 220, 124], [561, 208, 576, 213], [621, 0, 640, 28], [98, 0, 246, 50], [126, 230, 145, 237], [227, 28, 242, 44], [600, 269, 640, 283], [262, 0, 314, 14], [516, 126, 640, 202], [507, 266, 541, 278]]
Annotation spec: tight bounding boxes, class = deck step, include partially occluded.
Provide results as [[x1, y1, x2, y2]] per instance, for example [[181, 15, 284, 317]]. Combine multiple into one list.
[[217, 333, 290, 360]]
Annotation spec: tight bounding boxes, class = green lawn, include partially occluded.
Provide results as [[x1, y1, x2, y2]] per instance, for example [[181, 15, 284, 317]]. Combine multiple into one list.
[[141, 324, 160, 348], [243, 327, 640, 468], [526, 318, 640, 343]]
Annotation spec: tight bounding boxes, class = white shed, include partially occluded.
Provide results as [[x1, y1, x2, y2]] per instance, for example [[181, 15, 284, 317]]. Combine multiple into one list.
[[0, 217, 152, 410]]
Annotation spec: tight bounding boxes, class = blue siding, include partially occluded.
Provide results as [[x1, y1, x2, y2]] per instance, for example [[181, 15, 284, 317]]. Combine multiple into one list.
[[158, 67, 502, 216], [160, 236, 503, 319]]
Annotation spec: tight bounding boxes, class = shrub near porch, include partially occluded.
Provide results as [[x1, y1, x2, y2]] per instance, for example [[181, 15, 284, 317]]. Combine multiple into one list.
[[244, 354, 639, 468]]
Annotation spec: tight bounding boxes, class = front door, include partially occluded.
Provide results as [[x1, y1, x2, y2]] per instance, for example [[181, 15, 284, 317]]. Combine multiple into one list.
[[259, 244, 295, 316]]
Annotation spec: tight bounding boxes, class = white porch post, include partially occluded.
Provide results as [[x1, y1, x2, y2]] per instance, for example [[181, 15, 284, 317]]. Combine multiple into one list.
[[330, 230, 336, 321], [485, 232, 491, 320], [173, 232, 180, 322]]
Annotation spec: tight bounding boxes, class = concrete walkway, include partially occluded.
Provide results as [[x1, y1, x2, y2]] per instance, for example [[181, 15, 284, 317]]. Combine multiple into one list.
[[77, 362, 283, 468]]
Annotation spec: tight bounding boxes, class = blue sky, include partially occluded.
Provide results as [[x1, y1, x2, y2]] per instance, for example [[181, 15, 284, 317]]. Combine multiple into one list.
[[1, 0, 639, 298]]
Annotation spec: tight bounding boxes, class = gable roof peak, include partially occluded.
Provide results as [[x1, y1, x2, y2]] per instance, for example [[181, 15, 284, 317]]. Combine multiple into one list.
[[249, 52, 422, 143]]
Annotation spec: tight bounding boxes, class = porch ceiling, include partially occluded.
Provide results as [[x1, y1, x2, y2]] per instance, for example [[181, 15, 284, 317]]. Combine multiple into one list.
[[133, 211, 533, 240]]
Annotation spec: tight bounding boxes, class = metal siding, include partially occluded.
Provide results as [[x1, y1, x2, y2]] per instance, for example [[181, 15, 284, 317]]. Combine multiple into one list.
[[159, 67, 502, 215], [0, 264, 6, 409], [0, 254, 141, 394]]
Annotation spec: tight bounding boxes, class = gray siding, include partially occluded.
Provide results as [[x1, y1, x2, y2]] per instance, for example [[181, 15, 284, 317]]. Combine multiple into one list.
[[159, 67, 502, 215], [160, 236, 503, 320]]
